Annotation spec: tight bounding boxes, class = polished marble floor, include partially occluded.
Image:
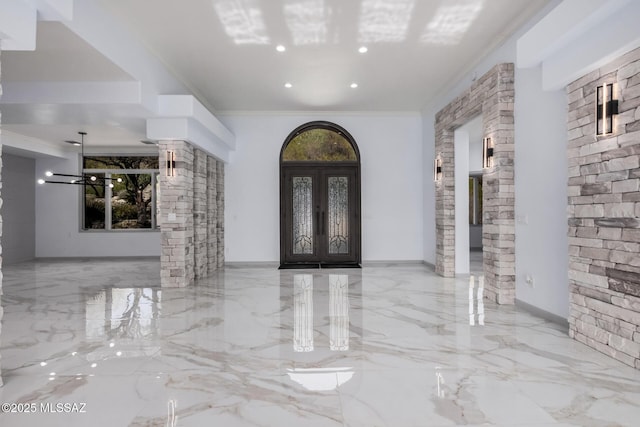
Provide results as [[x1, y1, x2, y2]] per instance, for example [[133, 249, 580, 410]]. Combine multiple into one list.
[[0, 259, 639, 426]]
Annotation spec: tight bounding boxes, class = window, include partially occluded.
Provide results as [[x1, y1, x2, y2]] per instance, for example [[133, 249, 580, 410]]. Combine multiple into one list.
[[469, 175, 483, 225], [82, 156, 159, 230], [282, 128, 357, 161]]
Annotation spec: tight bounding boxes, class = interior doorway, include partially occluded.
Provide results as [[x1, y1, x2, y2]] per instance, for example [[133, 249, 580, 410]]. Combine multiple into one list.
[[454, 115, 483, 275], [469, 174, 483, 274], [279, 122, 361, 269]]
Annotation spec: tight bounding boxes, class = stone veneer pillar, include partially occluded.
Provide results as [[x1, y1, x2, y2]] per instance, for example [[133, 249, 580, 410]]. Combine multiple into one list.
[[193, 149, 208, 279], [207, 157, 218, 273], [434, 63, 516, 304], [159, 141, 195, 287], [216, 160, 225, 268], [567, 47, 640, 369]]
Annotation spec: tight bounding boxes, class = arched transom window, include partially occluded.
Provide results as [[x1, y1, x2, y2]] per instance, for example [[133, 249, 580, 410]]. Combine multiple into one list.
[[282, 124, 359, 162]]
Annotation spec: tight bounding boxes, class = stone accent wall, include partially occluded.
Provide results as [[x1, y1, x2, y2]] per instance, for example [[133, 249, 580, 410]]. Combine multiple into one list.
[[207, 157, 218, 274], [435, 63, 516, 304], [159, 141, 195, 287], [567, 47, 640, 369], [193, 149, 208, 279], [216, 160, 225, 268]]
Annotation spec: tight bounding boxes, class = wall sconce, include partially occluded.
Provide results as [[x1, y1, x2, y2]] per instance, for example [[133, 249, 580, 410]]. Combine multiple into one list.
[[596, 83, 618, 136], [433, 154, 442, 182], [482, 137, 494, 169], [166, 150, 176, 177]]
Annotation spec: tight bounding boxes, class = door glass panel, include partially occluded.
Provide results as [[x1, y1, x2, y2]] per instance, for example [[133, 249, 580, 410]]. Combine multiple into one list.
[[328, 176, 349, 254], [292, 176, 314, 254]]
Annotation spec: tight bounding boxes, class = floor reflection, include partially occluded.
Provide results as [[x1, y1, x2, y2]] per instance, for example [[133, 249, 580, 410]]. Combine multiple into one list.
[[468, 275, 485, 326], [282, 269, 362, 392], [293, 274, 314, 352], [286, 270, 361, 354], [292, 273, 351, 352], [86, 288, 160, 340], [85, 288, 161, 360], [329, 274, 349, 351], [287, 367, 355, 391]]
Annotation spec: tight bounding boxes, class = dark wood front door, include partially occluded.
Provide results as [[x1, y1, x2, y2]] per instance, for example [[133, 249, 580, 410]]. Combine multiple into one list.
[[281, 164, 360, 267]]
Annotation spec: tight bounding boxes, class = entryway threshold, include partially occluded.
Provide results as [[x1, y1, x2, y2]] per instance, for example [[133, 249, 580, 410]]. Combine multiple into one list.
[[278, 263, 361, 270]]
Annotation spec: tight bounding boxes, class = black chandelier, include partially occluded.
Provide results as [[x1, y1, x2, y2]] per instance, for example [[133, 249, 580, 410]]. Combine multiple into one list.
[[37, 131, 122, 187]]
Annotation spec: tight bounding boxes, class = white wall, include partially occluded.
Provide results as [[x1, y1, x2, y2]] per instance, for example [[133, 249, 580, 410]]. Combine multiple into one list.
[[35, 153, 160, 257], [422, 113, 436, 265], [222, 113, 423, 263], [2, 153, 36, 264], [454, 127, 470, 274], [513, 68, 569, 319], [469, 129, 483, 175]]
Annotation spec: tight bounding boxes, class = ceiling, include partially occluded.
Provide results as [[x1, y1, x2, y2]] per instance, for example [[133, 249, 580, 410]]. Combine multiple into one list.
[[99, 0, 549, 112], [0, 0, 551, 150]]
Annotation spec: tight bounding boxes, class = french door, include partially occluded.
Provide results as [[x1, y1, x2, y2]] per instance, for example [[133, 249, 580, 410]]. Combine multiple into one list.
[[280, 165, 360, 267]]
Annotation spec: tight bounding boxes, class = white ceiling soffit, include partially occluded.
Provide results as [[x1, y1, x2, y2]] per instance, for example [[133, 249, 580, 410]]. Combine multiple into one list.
[[0, 0, 236, 158], [1, 130, 68, 158], [148, 95, 236, 162], [0, 0, 73, 50], [517, 0, 640, 90]]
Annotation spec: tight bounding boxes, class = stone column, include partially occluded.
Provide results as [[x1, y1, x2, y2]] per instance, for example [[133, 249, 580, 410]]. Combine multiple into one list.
[[435, 128, 455, 277], [482, 64, 516, 304], [193, 149, 208, 280], [207, 157, 218, 273], [216, 160, 225, 268], [159, 141, 195, 287]]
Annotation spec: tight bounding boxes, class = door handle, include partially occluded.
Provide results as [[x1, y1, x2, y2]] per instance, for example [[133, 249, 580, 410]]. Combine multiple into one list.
[[322, 211, 325, 235], [316, 211, 320, 235]]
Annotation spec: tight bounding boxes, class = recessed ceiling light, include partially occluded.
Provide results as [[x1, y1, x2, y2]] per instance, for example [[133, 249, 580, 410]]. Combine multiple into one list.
[[350, 83, 358, 89], [276, 44, 286, 52], [284, 82, 293, 88], [358, 46, 368, 53]]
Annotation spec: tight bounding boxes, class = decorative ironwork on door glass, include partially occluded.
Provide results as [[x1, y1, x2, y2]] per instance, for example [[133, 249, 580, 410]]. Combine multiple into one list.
[[292, 177, 313, 254], [328, 176, 349, 254]]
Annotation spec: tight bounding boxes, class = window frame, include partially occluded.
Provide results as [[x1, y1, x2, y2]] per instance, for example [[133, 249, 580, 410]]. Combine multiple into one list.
[[79, 154, 160, 232]]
